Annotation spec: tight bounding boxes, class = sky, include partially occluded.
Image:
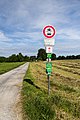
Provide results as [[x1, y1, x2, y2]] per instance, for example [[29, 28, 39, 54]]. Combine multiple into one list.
[[0, 0, 80, 57]]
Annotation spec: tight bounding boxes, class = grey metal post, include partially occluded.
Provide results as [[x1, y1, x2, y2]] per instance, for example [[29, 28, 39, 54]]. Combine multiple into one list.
[[47, 74, 50, 95], [47, 58, 50, 95]]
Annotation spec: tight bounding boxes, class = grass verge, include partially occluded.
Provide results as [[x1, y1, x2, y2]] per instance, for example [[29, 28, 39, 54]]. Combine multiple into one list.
[[0, 62, 25, 74], [22, 64, 56, 120], [22, 61, 80, 120]]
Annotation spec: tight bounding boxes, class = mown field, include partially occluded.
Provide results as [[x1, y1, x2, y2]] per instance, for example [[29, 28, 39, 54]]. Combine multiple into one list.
[[0, 62, 25, 74], [22, 60, 80, 120]]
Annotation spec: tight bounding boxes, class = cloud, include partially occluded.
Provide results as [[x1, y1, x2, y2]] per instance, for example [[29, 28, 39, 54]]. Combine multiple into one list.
[[0, 31, 12, 42], [57, 28, 80, 40], [0, 30, 43, 56], [0, 0, 80, 56]]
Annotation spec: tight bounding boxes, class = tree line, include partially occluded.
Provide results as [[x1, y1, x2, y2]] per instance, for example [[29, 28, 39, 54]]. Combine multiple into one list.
[[0, 48, 80, 62]]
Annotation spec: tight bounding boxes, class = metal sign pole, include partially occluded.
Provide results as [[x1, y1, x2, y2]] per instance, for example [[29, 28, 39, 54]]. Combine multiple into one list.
[[47, 74, 50, 95], [47, 58, 50, 95]]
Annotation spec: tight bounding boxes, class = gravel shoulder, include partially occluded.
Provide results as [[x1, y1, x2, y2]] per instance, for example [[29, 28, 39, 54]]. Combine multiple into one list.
[[0, 62, 29, 120]]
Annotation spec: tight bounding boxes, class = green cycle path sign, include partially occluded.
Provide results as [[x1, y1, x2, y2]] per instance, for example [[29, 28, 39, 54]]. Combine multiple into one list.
[[47, 53, 52, 58], [46, 62, 52, 75]]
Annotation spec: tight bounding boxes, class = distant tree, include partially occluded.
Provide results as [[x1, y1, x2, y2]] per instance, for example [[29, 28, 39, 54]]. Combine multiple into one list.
[[30, 56, 36, 61], [0, 57, 6, 62], [66, 56, 70, 59], [17, 53, 24, 62], [37, 48, 46, 61], [61, 56, 66, 59], [0, 52, 80, 63], [66, 55, 76, 59], [52, 53, 56, 60], [57, 56, 62, 60], [8, 54, 18, 62], [71, 55, 76, 59], [24, 55, 30, 62], [57, 56, 65, 60], [76, 55, 80, 59], [57, 55, 80, 60]]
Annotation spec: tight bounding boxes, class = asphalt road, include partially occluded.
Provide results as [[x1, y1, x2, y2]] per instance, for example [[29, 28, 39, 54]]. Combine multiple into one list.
[[0, 62, 29, 120]]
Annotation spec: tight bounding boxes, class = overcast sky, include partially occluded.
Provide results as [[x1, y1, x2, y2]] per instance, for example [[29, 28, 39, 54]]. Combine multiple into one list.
[[0, 0, 80, 57]]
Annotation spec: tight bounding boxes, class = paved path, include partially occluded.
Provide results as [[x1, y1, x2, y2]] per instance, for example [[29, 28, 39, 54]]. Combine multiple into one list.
[[0, 63, 29, 120]]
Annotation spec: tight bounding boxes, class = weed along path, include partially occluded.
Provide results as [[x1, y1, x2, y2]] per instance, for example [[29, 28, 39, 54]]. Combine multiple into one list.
[[0, 62, 29, 120]]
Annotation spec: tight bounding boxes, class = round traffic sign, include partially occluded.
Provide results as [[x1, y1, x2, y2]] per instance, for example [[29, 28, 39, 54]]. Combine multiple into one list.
[[43, 25, 55, 38]]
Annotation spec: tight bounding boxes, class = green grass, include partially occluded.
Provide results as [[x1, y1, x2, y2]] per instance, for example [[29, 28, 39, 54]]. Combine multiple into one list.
[[0, 62, 25, 74], [22, 60, 80, 120], [22, 66, 56, 120]]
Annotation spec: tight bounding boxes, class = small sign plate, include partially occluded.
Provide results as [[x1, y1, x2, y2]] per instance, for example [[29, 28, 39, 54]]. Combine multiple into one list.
[[46, 62, 52, 75], [47, 53, 52, 58], [46, 46, 53, 53], [44, 38, 55, 46]]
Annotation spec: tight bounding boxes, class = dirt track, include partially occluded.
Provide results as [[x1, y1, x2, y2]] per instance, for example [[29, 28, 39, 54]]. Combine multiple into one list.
[[0, 63, 29, 120]]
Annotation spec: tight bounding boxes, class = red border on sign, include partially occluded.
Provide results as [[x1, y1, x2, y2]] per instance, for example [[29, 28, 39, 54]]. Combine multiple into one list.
[[43, 25, 55, 38]]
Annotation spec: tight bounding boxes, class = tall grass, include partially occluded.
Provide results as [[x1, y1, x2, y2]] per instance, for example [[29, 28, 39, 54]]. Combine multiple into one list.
[[22, 61, 80, 120], [22, 65, 56, 120]]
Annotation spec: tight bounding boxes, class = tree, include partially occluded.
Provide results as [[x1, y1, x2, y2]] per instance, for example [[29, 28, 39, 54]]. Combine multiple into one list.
[[66, 56, 70, 59], [30, 56, 36, 61], [57, 55, 65, 60], [8, 54, 18, 62], [57, 56, 62, 60], [24, 55, 30, 62], [52, 53, 56, 60], [76, 55, 80, 59], [37, 48, 46, 61], [17, 53, 24, 62], [0, 57, 6, 62]]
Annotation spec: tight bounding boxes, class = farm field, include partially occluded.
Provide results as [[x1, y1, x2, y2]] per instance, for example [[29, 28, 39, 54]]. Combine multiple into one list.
[[0, 62, 25, 74], [22, 60, 80, 120]]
